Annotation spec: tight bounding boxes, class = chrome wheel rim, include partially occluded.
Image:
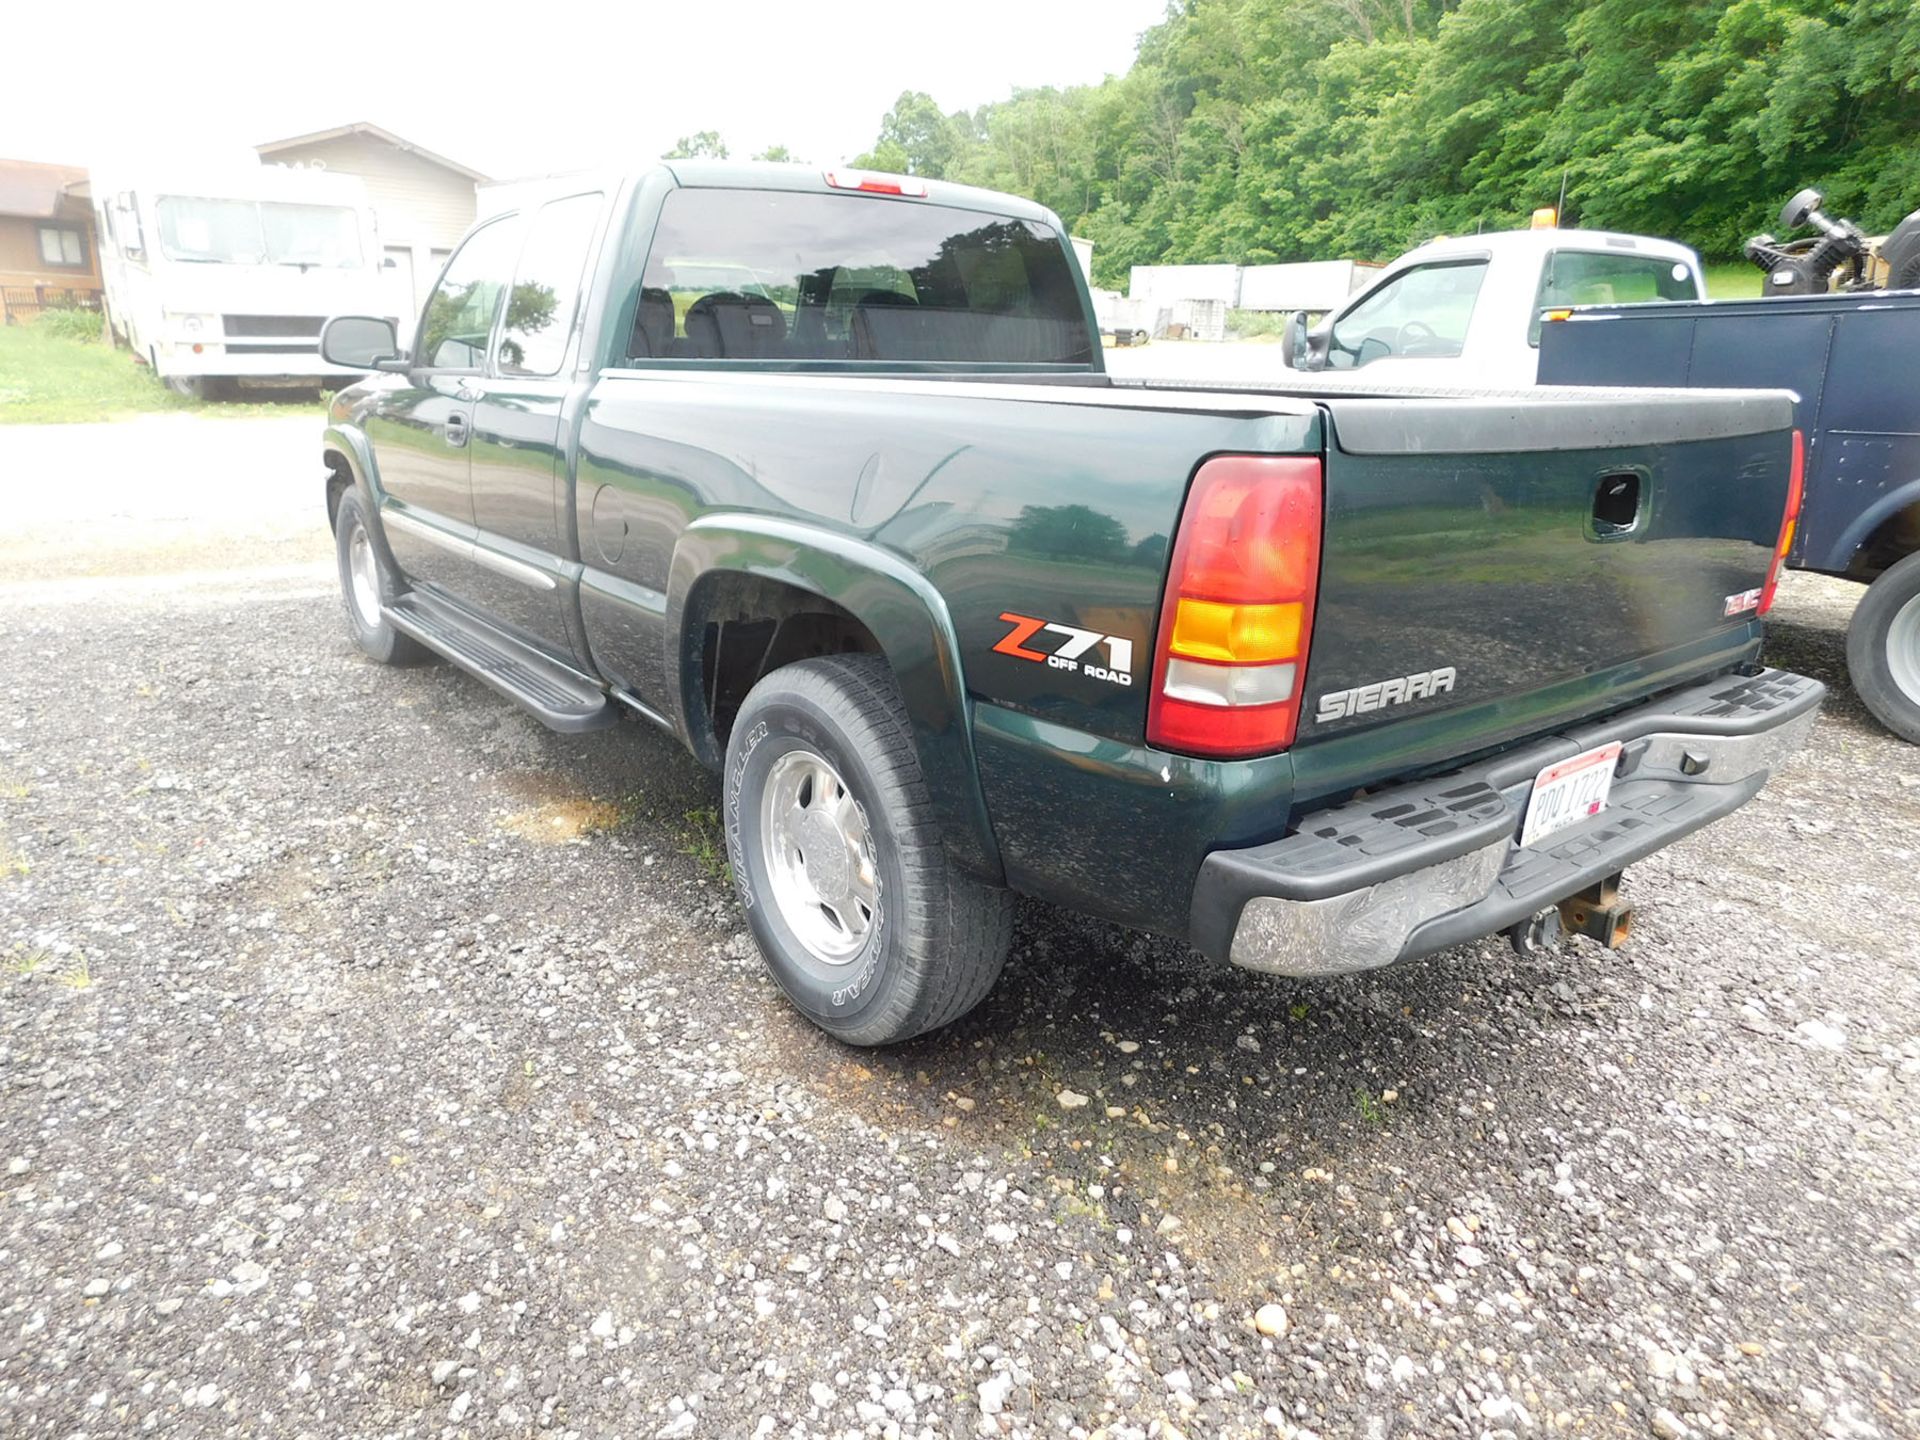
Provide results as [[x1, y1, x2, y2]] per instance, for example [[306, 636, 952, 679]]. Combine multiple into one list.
[[1888, 590, 1920, 703], [348, 522, 383, 630], [759, 749, 879, 965]]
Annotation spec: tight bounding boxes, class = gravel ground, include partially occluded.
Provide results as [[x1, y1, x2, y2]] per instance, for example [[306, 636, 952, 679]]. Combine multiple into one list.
[[1, 417, 1915, 1440]]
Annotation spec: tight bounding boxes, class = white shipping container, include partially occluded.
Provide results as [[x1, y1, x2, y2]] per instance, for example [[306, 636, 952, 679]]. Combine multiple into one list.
[[1238, 260, 1373, 312], [1070, 236, 1095, 285], [1128, 263, 1242, 307]]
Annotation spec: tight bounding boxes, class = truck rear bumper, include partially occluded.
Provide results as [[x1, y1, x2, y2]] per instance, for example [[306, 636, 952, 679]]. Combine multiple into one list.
[[1191, 668, 1825, 975]]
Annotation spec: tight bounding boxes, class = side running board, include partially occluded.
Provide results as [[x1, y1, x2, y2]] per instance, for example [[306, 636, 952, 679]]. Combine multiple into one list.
[[383, 593, 618, 733]]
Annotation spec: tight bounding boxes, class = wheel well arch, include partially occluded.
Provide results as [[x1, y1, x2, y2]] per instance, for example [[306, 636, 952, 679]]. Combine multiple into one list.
[[680, 571, 882, 768], [1842, 495, 1920, 584], [663, 519, 1003, 883], [324, 449, 353, 531]]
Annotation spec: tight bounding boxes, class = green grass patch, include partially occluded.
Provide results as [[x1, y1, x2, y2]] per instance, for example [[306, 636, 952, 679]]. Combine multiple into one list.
[[5, 946, 51, 977], [1702, 262, 1761, 301], [1353, 1087, 1386, 1125], [0, 322, 326, 425], [1226, 308, 1293, 340], [678, 806, 731, 885]]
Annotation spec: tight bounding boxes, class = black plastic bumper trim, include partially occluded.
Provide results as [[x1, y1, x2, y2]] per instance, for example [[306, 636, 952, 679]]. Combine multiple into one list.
[[1190, 667, 1825, 963]]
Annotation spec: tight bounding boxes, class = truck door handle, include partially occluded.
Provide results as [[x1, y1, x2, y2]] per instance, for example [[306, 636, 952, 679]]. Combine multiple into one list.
[[444, 413, 470, 448]]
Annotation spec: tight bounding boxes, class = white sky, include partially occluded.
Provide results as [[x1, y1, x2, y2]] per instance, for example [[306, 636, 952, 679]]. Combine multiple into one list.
[[1, 0, 1170, 182]]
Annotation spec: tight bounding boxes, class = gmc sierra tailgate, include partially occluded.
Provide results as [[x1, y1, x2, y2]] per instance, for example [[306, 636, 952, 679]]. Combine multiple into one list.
[[1290, 386, 1799, 804]]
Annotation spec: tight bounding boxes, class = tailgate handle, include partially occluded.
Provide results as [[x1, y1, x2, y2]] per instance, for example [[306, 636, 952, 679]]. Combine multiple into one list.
[[1591, 470, 1644, 539]]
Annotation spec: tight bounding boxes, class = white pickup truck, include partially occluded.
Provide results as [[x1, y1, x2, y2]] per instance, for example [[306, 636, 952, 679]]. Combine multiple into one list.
[[1281, 227, 1706, 387]]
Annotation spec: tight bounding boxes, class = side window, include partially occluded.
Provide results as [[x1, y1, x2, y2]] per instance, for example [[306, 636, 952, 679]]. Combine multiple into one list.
[[497, 193, 602, 377], [416, 218, 523, 371], [1530, 251, 1699, 344], [1328, 260, 1489, 369], [114, 194, 145, 256]]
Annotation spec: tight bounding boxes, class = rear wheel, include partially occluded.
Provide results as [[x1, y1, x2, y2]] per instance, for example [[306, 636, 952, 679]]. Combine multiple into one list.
[[1846, 552, 1920, 743], [334, 490, 428, 666], [724, 654, 1013, 1046]]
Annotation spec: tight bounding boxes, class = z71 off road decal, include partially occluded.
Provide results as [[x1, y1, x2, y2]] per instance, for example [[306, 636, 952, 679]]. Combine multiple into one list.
[[993, 612, 1135, 687]]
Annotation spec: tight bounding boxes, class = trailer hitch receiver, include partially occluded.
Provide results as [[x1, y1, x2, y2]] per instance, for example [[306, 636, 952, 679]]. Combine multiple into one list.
[[1558, 872, 1633, 948]]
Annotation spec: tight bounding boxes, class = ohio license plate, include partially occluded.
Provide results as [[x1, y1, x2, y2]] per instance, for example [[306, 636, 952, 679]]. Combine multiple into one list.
[[1519, 741, 1623, 849]]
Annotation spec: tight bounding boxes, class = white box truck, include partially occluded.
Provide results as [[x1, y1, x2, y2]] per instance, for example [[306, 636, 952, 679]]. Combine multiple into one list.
[[91, 162, 389, 396]]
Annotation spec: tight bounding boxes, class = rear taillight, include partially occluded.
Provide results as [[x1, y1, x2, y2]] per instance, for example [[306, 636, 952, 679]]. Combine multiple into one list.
[[1757, 428, 1805, 616], [1147, 455, 1323, 758]]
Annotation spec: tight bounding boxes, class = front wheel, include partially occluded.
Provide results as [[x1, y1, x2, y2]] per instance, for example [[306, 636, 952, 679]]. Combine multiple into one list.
[[724, 654, 1013, 1046], [1846, 552, 1920, 744], [334, 490, 428, 666]]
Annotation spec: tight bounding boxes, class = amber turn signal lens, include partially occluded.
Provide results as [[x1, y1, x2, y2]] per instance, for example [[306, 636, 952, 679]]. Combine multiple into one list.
[[1169, 598, 1303, 664]]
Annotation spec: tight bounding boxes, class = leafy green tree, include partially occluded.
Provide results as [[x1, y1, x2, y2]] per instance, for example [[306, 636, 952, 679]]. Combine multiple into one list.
[[664, 131, 729, 160], [754, 145, 801, 163], [846, 0, 1920, 267], [855, 91, 972, 178]]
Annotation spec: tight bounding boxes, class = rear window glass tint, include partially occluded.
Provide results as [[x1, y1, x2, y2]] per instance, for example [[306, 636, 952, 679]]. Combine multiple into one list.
[[627, 188, 1092, 367]]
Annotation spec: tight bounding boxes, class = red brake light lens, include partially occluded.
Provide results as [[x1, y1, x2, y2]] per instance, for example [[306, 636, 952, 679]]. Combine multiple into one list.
[[823, 169, 928, 198], [1757, 428, 1805, 616], [1147, 456, 1323, 758]]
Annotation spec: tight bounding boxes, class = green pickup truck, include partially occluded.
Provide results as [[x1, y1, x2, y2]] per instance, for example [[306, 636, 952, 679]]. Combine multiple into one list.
[[319, 162, 1823, 1045]]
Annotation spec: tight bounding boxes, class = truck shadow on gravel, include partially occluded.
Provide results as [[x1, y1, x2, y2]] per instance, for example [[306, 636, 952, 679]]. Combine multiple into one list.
[[565, 713, 1630, 1306], [382, 632, 1864, 1314]]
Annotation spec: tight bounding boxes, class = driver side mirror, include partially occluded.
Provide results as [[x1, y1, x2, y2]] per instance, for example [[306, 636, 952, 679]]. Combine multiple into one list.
[[322, 315, 407, 373], [1283, 310, 1328, 371], [1281, 309, 1308, 369]]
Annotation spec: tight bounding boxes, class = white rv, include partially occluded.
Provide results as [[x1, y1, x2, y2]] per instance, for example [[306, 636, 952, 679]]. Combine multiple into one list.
[[91, 163, 389, 395]]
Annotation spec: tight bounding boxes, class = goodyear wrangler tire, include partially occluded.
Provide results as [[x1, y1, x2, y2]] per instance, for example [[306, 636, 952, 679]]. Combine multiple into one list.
[[724, 654, 1014, 1046]]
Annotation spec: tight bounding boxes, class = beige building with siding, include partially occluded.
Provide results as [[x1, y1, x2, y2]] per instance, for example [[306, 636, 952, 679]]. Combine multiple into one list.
[[255, 123, 488, 328], [0, 158, 102, 322]]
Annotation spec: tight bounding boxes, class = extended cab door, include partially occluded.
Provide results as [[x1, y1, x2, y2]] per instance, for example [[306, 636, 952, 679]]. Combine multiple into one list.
[[465, 191, 606, 657], [365, 215, 523, 592]]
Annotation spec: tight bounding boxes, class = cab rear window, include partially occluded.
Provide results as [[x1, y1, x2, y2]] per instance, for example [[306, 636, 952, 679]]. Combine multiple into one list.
[[626, 188, 1093, 367], [1531, 251, 1697, 343]]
